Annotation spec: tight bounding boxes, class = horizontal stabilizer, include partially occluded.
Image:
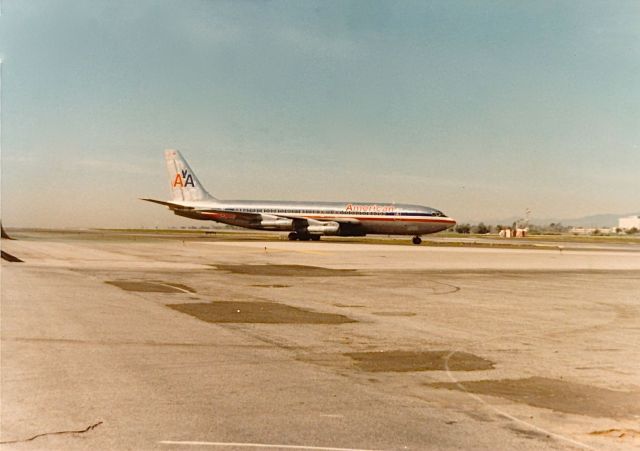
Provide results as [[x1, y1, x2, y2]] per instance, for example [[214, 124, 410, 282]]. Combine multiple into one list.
[[140, 198, 194, 210]]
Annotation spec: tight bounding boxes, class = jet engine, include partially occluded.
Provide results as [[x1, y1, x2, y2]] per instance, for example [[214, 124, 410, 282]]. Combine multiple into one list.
[[259, 218, 294, 230], [306, 221, 340, 235]]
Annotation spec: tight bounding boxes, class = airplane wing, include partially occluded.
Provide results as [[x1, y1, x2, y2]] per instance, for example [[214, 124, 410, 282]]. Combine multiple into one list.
[[198, 211, 364, 232], [141, 199, 259, 221], [315, 217, 361, 224], [276, 214, 362, 227], [141, 199, 362, 227]]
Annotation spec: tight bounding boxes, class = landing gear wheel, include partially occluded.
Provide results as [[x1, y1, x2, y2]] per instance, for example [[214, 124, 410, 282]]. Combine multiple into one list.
[[412, 236, 422, 245], [311, 235, 321, 241], [299, 235, 312, 241], [288, 232, 298, 241]]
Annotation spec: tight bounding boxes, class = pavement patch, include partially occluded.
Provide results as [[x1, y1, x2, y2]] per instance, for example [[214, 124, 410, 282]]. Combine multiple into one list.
[[106, 280, 195, 293], [346, 350, 494, 372], [428, 377, 640, 419], [589, 428, 640, 439], [1, 224, 14, 239], [250, 284, 291, 288], [372, 311, 416, 317], [1, 250, 23, 263], [213, 264, 358, 277], [506, 425, 551, 441], [168, 301, 356, 324]]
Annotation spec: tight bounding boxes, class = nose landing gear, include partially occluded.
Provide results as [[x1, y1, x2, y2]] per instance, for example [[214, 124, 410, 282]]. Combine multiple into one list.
[[412, 236, 422, 245]]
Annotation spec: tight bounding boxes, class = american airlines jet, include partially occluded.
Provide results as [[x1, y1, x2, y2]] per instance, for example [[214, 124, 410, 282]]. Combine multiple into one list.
[[143, 150, 456, 244]]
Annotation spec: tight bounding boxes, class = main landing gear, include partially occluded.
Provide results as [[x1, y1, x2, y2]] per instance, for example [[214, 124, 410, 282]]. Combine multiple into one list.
[[288, 232, 321, 241], [412, 236, 422, 245]]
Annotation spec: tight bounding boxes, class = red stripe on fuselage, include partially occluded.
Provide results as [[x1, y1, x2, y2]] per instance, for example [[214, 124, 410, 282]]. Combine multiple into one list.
[[304, 215, 455, 224]]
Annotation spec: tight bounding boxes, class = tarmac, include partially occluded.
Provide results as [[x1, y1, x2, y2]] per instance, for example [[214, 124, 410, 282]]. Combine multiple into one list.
[[1, 230, 639, 450]]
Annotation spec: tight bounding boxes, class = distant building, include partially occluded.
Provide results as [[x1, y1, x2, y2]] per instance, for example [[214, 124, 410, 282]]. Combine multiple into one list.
[[515, 228, 528, 238], [619, 216, 640, 230], [570, 227, 614, 235], [498, 227, 527, 238]]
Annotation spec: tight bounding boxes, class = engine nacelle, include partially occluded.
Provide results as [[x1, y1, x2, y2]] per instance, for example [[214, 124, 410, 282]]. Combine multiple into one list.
[[306, 221, 340, 235], [259, 218, 294, 230]]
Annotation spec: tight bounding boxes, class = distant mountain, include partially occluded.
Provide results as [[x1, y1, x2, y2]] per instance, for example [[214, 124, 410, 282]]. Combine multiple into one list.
[[557, 213, 635, 228]]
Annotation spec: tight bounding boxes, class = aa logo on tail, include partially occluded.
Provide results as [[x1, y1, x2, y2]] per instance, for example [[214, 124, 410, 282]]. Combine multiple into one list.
[[172, 169, 195, 188]]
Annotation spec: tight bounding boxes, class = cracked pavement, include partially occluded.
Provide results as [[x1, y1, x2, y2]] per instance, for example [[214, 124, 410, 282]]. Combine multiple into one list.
[[2, 231, 639, 450]]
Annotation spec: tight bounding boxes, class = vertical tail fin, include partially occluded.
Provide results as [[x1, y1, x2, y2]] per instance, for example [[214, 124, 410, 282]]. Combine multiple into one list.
[[164, 149, 216, 202]]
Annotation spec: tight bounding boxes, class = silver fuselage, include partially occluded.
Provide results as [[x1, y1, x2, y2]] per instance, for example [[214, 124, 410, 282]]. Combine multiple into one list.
[[174, 199, 456, 236]]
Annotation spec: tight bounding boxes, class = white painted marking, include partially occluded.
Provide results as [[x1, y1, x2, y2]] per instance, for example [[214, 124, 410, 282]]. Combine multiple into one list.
[[443, 350, 596, 450], [158, 441, 381, 451], [157, 283, 193, 294]]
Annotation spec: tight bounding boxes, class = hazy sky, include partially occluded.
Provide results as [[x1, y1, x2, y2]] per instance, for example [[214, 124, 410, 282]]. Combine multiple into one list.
[[1, 0, 639, 228]]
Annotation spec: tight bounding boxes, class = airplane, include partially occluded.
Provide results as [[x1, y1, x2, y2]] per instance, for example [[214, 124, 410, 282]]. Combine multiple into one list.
[[142, 150, 456, 244]]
